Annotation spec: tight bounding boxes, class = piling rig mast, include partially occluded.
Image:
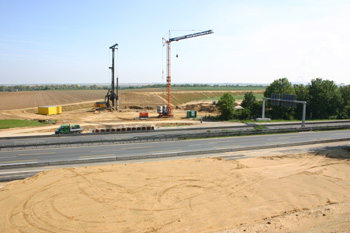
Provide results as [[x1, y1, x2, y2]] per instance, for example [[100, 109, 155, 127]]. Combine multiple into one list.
[[160, 30, 214, 117], [105, 42, 119, 110]]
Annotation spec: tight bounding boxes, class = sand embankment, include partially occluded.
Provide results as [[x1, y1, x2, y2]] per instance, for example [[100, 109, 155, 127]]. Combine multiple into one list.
[[1, 148, 350, 232]]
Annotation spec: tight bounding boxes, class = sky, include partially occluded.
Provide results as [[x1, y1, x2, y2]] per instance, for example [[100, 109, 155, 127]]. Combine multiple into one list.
[[1, 0, 350, 85]]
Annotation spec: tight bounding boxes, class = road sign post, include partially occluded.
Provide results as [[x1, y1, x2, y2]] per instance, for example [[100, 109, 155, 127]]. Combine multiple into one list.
[[262, 98, 266, 119], [261, 95, 307, 128]]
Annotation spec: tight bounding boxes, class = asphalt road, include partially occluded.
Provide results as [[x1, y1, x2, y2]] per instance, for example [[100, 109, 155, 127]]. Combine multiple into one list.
[[1, 120, 350, 148], [0, 130, 349, 168]]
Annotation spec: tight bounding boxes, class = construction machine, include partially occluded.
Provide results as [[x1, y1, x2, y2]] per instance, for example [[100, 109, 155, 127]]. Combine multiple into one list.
[[95, 43, 119, 110], [159, 30, 213, 117]]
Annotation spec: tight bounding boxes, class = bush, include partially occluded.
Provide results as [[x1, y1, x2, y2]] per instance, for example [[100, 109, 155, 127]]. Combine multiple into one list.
[[235, 109, 251, 120], [217, 93, 236, 120]]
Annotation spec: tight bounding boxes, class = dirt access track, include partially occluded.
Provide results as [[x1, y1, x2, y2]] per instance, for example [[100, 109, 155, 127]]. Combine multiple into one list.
[[0, 89, 261, 136]]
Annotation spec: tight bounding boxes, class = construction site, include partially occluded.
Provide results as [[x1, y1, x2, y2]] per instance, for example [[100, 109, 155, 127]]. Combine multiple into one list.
[[3, 0, 350, 232], [1, 30, 350, 233], [0, 88, 264, 136], [0, 29, 265, 136], [92, 30, 217, 118]]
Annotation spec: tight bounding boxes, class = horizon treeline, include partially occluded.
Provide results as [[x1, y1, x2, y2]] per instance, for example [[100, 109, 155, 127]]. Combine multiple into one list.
[[0, 83, 266, 92]]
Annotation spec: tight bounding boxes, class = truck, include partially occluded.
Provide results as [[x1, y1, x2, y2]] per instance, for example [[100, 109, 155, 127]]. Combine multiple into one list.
[[55, 124, 83, 135]]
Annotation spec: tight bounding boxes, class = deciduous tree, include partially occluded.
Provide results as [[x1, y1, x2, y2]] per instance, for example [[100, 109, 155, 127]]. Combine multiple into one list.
[[217, 92, 235, 120], [308, 78, 343, 119], [339, 85, 350, 118], [241, 91, 256, 109], [264, 78, 295, 119], [293, 84, 309, 119]]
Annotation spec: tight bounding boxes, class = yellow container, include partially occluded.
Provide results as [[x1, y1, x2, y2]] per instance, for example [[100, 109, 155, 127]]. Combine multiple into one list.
[[57, 106, 62, 114], [38, 106, 62, 115]]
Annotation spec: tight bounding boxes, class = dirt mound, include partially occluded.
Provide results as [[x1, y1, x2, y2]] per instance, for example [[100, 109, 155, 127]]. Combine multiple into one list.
[[184, 103, 218, 112], [156, 90, 263, 106]]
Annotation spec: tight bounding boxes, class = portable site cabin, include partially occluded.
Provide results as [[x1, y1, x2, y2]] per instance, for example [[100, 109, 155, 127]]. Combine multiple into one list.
[[186, 110, 197, 118], [38, 106, 62, 115]]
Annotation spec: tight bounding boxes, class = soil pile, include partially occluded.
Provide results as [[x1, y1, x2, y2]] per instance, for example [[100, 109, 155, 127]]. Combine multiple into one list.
[[184, 103, 218, 112]]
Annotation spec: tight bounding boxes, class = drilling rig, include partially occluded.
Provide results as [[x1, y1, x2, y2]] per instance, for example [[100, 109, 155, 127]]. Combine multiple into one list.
[[95, 43, 119, 110], [106, 43, 119, 110], [159, 30, 214, 117]]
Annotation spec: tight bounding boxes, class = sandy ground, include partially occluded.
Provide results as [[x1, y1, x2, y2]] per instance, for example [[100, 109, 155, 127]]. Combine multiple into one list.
[[1, 91, 349, 232], [1, 145, 350, 233], [0, 104, 221, 137], [0, 106, 222, 137], [0, 89, 251, 137], [0, 90, 224, 137]]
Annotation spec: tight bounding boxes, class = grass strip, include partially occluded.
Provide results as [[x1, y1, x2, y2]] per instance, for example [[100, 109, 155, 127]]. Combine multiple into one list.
[[0, 119, 45, 129]]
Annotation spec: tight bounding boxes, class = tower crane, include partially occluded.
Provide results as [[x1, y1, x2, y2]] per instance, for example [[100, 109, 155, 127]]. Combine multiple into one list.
[[159, 30, 214, 117]]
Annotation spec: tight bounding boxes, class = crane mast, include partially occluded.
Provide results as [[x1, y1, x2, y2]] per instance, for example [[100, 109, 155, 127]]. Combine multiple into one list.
[[166, 31, 172, 116], [160, 30, 214, 117]]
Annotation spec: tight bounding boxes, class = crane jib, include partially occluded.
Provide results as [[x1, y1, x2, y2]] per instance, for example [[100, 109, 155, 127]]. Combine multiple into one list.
[[169, 30, 214, 42], [160, 28, 213, 118]]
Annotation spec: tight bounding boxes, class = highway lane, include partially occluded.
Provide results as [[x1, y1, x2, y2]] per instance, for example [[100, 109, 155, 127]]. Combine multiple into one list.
[[1, 120, 350, 148], [1, 130, 349, 167]]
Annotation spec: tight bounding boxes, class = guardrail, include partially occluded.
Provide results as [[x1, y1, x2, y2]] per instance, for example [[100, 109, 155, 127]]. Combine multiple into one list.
[[2, 120, 350, 141], [1, 124, 349, 151]]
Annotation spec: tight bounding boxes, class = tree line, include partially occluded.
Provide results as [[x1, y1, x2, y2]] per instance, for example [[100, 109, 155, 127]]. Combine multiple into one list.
[[217, 77, 350, 121], [119, 83, 266, 90], [0, 84, 109, 92], [0, 83, 266, 92]]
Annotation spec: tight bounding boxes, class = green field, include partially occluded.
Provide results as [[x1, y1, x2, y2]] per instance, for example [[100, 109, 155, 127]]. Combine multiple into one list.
[[0, 119, 45, 129]]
